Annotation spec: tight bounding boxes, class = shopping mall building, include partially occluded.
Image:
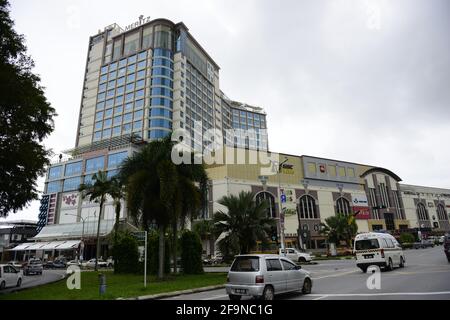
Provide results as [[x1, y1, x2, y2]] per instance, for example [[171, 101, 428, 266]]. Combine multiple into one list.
[[6, 17, 450, 259]]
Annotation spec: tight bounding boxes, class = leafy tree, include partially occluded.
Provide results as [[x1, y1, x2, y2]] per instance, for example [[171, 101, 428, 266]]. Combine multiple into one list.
[[119, 135, 207, 278], [0, 0, 56, 217], [78, 171, 114, 271], [320, 213, 358, 247], [213, 191, 275, 256], [113, 231, 139, 274], [399, 232, 415, 244], [180, 230, 203, 274]]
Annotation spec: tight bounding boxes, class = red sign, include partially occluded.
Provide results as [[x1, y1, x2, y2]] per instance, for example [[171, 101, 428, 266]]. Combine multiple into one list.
[[353, 206, 370, 219], [319, 165, 326, 173]]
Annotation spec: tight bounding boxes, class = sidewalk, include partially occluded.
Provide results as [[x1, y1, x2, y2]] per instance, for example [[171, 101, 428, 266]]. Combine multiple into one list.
[[118, 284, 226, 300]]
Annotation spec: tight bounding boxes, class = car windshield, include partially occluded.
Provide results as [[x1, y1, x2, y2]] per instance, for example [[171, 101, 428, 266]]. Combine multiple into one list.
[[231, 257, 260, 272], [355, 239, 380, 250], [30, 260, 40, 264]]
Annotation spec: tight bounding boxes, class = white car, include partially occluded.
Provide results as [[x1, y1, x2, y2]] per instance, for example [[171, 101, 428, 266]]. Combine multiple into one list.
[[354, 232, 405, 272], [0, 264, 22, 290], [279, 248, 312, 263], [67, 260, 81, 267], [83, 259, 112, 268]]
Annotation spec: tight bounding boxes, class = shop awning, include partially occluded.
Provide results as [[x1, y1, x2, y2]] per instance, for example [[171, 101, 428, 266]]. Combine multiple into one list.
[[9, 240, 81, 251], [55, 240, 81, 250]]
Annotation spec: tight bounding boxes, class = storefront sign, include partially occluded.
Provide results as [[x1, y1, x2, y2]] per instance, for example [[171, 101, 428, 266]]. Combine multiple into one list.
[[351, 194, 369, 207], [353, 206, 371, 219]]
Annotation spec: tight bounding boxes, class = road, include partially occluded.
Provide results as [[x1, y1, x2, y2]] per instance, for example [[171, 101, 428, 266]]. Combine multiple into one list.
[[164, 246, 450, 300], [0, 269, 66, 294]]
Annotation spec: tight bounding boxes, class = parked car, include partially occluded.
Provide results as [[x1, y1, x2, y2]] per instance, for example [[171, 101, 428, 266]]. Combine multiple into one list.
[[67, 260, 81, 267], [444, 234, 450, 262], [43, 260, 66, 269], [413, 240, 435, 249], [7, 261, 23, 269], [23, 258, 43, 275], [0, 264, 22, 289], [279, 248, 312, 263], [225, 254, 312, 300], [439, 236, 445, 245], [83, 259, 111, 268], [354, 232, 405, 272]]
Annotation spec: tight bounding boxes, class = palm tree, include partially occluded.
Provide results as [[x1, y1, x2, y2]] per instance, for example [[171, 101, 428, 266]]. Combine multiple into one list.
[[213, 191, 275, 257], [78, 171, 113, 271], [119, 135, 207, 278], [108, 177, 125, 269], [320, 213, 358, 248]]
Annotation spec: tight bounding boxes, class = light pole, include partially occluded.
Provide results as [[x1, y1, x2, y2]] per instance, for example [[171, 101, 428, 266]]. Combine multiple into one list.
[[65, 213, 87, 261], [299, 179, 309, 250], [273, 157, 289, 255]]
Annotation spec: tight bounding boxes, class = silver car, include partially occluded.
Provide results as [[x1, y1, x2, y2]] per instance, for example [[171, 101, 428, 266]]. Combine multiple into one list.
[[226, 254, 312, 300]]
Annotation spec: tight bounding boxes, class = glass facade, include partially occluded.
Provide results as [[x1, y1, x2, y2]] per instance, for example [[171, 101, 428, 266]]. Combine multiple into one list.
[[108, 151, 128, 168], [148, 48, 173, 139], [85, 156, 105, 173], [48, 166, 63, 180], [63, 177, 82, 192], [94, 51, 148, 142], [64, 161, 82, 177]]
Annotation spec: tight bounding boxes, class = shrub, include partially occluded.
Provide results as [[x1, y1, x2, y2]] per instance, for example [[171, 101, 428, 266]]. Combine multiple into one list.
[[180, 230, 204, 274], [113, 232, 139, 274], [399, 232, 415, 244]]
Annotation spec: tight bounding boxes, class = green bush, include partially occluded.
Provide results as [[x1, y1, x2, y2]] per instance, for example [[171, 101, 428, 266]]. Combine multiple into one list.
[[401, 243, 413, 249], [399, 232, 415, 244], [180, 231, 204, 274], [145, 231, 171, 275], [113, 232, 139, 274]]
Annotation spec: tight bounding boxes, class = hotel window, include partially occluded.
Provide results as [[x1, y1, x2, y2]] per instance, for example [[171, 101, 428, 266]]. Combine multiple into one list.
[[135, 99, 144, 109], [119, 58, 127, 68], [142, 26, 153, 49], [137, 70, 146, 79], [307, 162, 317, 174], [338, 167, 346, 177], [63, 177, 81, 192], [123, 32, 139, 56], [128, 55, 137, 64], [298, 195, 318, 219], [368, 188, 379, 219], [108, 151, 128, 168], [112, 38, 122, 61], [154, 25, 172, 50], [347, 168, 355, 178], [96, 102, 105, 110], [437, 204, 448, 221], [138, 51, 147, 61], [112, 126, 121, 136], [336, 197, 351, 215], [64, 161, 82, 176], [392, 191, 404, 219], [48, 166, 63, 180], [100, 66, 108, 75], [85, 156, 105, 173], [255, 192, 276, 218], [47, 181, 61, 194], [416, 202, 429, 221], [105, 108, 113, 118], [378, 183, 390, 207], [127, 64, 136, 74]]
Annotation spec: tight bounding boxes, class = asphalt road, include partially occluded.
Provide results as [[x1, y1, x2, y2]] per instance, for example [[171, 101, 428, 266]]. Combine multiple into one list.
[[0, 269, 66, 294], [164, 246, 450, 300]]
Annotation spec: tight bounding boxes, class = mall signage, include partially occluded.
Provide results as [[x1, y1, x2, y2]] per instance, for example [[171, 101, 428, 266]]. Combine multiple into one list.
[[125, 15, 151, 32]]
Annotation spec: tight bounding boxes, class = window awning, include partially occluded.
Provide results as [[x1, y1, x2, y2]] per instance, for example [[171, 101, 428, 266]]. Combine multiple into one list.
[[9, 240, 81, 251], [56, 240, 81, 250]]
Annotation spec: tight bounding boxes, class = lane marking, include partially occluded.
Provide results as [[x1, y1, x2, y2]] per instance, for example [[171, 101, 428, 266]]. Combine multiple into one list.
[[204, 294, 229, 300], [307, 291, 450, 297], [313, 295, 329, 300], [312, 270, 357, 280]]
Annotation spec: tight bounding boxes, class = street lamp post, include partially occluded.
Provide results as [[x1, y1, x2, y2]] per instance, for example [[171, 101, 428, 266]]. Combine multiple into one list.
[[65, 213, 87, 261]]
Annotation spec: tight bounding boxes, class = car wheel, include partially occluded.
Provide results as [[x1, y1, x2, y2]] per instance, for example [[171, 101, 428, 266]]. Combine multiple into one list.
[[298, 257, 306, 263], [0, 281, 5, 290], [262, 286, 275, 300], [16, 278, 22, 287], [399, 256, 405, 268], [387, 258, 394, 271], [302, 278, 312, 294], [229, 294, 241, 301]]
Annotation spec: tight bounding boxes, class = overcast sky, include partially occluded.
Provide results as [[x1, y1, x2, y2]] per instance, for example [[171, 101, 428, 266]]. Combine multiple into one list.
[[3, 0, 450, 222]]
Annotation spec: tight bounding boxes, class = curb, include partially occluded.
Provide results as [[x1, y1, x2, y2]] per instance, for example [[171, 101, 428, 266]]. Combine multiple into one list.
[[117, 284, 226, 300]]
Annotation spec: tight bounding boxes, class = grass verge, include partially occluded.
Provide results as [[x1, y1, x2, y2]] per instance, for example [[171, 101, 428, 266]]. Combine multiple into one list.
[[0, 272, 227, 300]]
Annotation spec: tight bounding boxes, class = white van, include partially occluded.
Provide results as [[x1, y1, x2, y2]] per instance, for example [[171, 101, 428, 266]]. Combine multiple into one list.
[[354, 232, 405, 272]]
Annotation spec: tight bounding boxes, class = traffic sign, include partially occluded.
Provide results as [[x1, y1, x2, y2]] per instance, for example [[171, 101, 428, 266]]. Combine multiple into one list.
[[281, 194, 286, 203]]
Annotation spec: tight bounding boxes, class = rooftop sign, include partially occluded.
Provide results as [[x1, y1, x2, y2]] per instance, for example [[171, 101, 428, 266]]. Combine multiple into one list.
[[125, 15, 151, 32]]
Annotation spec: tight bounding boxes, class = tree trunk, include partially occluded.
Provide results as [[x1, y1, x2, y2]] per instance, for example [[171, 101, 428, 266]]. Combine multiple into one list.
[[95, 198, 104, 272], [158, 224, 165, 279], [172, 222, 177, 274], [113, 200, 121, 272]]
